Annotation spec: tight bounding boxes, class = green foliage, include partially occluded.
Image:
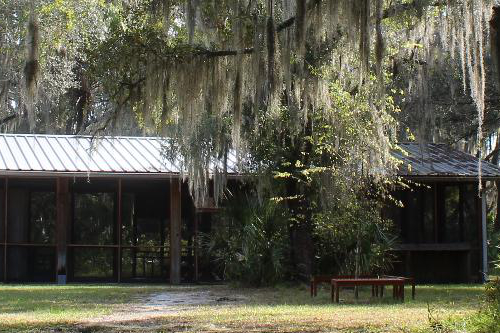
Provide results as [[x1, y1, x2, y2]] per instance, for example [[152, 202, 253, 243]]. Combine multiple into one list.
[[200, 193, 290, 286], [490, 237, 500, 277], [314, 195, 398, 276], [453, 280, 500, 333], [424, 274, 500, 333]]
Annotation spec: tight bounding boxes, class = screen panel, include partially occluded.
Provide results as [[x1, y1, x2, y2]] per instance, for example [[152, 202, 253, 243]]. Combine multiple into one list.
[[443, 185, 461, 242], [73, 193, 115, 245], [30, 192, 56, 244], [72, 247, 115, 280]]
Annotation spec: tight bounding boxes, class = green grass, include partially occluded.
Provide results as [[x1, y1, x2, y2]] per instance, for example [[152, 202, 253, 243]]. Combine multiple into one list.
[[0, 283, 486, 333], [0, 284, 165, 332]]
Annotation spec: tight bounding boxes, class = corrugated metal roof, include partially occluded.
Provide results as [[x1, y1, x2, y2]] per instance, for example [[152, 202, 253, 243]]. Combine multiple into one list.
[[0, 134, 239, 177], [394, 142, 500, 178], [1, 135, 498, 179]]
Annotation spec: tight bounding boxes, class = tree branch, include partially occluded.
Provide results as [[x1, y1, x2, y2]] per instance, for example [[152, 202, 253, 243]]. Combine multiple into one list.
[[485, 148, 500, 161], [195, 0, 444, 59], [383, 0, 447, 19], [0, 113, 16, 126], [191, 0, 321, 58]]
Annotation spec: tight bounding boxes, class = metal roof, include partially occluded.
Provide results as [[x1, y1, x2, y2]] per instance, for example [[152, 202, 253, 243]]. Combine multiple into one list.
[[0, 134, 239, 177], [394, 142, 500, 178], [0, 135, 498, 179]]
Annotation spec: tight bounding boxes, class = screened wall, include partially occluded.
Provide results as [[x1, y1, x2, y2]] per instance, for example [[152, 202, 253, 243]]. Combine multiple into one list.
[[387, 182, 480, 245], [0, 179, 57, 282], [386, 181, 482, 283], [1, 177, 199, 283]]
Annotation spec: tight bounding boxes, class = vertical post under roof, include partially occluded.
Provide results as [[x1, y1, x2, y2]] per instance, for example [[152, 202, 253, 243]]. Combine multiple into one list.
[[56, 178, 70, 284], [170, 177, 182, 284], [194, 212, 199, 283], [117, 178, 122, 283], [481, 192, 488, 283], [3, 177, 8, 282]]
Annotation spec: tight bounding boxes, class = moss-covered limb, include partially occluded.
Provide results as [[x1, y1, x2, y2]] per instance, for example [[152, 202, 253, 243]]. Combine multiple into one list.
[[382, 0, 448, 19]]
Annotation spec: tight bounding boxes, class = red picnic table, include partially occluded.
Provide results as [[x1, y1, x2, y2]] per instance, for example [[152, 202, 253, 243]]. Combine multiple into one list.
[[330, 277, 411, 303], [311, 275, 416, 301]]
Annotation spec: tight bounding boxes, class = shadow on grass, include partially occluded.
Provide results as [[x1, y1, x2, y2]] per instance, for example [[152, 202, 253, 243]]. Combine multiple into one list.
[[0, 283, 485, 333], [236, 283, 485, 308]]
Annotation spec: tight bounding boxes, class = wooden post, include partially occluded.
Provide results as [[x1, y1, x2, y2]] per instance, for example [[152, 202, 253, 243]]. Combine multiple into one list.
[[56, 178, 70, 284], [170, 178, 182, 284], [194, 212, 199, 283], [117, 179, 122, 283], [3, 177, 8, 282], [481, 192, 488, 282], [433, 183, 438, 243]]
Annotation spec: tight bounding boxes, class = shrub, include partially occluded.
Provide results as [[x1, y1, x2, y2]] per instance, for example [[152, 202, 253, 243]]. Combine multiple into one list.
[[313, 198, 397, 276], [200, 194, 290, 286]]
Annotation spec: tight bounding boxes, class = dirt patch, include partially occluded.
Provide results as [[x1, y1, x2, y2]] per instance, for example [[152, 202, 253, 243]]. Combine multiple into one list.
[[82, 286, 246, 330]]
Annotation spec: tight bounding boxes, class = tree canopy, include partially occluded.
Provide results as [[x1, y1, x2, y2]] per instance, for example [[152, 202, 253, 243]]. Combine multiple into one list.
[[1, 0, 499, 202]]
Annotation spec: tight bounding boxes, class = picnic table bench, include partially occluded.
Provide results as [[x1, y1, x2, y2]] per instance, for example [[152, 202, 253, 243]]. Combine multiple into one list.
[[310, 275, 366, 297], [310, 274, 415, 302], [331, 277, 406, 303]]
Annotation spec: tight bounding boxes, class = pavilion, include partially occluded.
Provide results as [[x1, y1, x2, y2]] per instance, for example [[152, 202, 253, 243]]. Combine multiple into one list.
[[389, 142, 500, 283], [0, 134, 497, 284]]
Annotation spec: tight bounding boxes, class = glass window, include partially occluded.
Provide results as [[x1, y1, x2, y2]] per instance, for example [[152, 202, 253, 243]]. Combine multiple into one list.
[[73, 193, 115, 245]]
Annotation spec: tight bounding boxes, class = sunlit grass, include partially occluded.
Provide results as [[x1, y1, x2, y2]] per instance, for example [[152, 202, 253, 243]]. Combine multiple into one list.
[[160, 284, 484, 333], [0, 284, 165, 331], [0, 283, 486, 332]]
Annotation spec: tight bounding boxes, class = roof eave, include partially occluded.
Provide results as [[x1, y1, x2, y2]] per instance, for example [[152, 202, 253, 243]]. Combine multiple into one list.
[[398, 174, 500, 182], [0, 170, 246, 179]]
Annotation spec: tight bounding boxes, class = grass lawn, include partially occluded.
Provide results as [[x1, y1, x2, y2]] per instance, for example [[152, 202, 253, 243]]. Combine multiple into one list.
[[0, 283, 486, 333]]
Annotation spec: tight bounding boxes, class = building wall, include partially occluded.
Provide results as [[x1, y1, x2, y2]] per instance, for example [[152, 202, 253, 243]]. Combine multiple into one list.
[[0, 176, 200, 284], [387, 180, 483, 283]]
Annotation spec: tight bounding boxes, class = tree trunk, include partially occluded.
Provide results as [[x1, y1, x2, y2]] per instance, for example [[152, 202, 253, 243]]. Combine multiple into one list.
[[287, 117, 315, 280], [290, 221, 313, 279]]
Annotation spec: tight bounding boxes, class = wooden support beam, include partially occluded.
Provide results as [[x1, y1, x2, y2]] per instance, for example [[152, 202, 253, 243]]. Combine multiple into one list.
[[434, 184, 438, 243], [194, 212, 199, 283], [117, 178, 122, 283], [481, 192, 488, 282], [170, 178, 182, 284], [3, 177, 8, 282], [56, 178, 70, 284]]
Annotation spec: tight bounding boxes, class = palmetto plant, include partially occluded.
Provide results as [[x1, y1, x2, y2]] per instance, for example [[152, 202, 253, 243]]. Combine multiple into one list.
[[199, 194, 289, 286]]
